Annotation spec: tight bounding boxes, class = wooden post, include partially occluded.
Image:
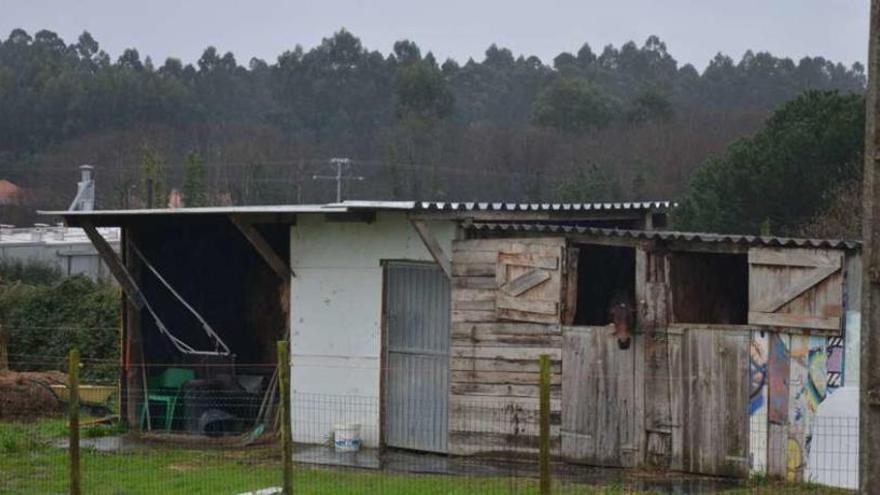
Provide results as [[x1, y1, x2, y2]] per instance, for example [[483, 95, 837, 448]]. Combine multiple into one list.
[[68, 349, 81, 495], [277, 341, 293, 495], [864, 2, 880, 493], [539, 353, 551, 495]]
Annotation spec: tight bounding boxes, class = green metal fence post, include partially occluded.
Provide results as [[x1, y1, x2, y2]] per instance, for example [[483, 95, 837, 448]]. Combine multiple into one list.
[[277, 340, 293, 494], [539, 353, 551, 494], [69, 348, 81, 495]]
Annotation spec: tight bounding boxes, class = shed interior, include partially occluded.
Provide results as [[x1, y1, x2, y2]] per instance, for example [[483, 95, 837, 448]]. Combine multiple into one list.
[[126, 217, 289, 435]]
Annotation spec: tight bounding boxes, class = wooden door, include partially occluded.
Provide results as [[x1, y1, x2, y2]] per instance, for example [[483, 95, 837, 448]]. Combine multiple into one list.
[[676, 328, 751, 477], [562, 326, 639, 467]]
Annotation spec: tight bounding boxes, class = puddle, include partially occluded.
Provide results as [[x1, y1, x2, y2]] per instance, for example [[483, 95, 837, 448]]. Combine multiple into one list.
[[56, 434, 138, 452]]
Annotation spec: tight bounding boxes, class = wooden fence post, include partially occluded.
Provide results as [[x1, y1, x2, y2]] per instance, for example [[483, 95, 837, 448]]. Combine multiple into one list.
[[68, 349, 81, 495], [277, 341, 293, 494], [539, 353, 551, 495]]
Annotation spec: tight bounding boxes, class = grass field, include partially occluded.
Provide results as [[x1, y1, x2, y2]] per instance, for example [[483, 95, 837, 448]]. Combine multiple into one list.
[[0, 420, 853, 494]]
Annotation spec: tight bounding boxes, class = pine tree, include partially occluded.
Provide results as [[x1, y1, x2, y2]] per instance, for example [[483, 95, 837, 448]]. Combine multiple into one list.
[[183, 151, 207, 207], [140, 144, 167, 208]]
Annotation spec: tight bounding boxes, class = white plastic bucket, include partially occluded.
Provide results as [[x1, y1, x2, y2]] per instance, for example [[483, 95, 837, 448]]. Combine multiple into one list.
[[334, 423, 361, 452]]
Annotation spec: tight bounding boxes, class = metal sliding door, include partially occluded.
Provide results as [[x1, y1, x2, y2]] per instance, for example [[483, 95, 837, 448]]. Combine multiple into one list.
[[384, 261, 450, 453]]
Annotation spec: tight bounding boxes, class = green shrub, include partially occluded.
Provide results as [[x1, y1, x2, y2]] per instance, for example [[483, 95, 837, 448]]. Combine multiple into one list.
[[0, 260, 62, 285], [0, 274, 120, 380]]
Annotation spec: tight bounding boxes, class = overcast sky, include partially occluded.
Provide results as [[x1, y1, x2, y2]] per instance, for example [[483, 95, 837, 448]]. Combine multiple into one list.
[[0, 0, 870, 70]]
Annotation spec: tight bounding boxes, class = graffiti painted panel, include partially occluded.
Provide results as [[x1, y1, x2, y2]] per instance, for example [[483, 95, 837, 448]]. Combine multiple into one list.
[[786, 335, 811, 481], [807, 336, 829, 410], [750, 334, 768, 417], [768, 333, 790, 425]]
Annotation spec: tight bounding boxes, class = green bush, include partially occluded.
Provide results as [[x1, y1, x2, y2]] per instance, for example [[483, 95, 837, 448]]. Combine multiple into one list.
[[0, 273, 120, 380], [0, 260, 62, 285]]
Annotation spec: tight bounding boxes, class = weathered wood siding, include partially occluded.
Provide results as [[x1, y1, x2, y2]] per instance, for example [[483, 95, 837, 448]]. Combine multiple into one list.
[[449, 238, 563, 456], [748, 247, 844, 332], [562, 326, 640, 467], [637, 247, 674, 467]]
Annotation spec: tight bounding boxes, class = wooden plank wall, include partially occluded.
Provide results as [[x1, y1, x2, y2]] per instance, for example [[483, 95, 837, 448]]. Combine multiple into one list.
[[449, 239, 563, 456]]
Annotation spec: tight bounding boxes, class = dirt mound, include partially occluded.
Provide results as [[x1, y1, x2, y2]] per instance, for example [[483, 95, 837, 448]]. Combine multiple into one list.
[[0, 370, 67, 420]]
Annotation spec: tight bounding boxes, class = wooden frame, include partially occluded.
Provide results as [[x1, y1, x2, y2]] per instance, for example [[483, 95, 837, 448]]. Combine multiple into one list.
[[409, 219, 452, 279]]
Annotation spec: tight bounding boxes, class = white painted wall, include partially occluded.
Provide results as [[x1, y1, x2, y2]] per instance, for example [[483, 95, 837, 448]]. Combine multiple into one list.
[[288, 212, 456, 447]]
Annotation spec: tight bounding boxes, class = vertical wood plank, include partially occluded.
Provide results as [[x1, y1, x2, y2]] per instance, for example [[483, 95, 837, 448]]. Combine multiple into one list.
[[539, 354, 551, 495], [667, 328, 684, 471]]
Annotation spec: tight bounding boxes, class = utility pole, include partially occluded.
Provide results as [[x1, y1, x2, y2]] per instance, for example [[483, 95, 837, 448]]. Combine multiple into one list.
[[313, 157, 364, 203], [863, 2, 880, 493]]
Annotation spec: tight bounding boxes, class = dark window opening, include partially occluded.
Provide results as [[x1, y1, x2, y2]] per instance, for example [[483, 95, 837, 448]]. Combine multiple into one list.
[[573, 245, 636, 326], [670, 252, 748, 325]]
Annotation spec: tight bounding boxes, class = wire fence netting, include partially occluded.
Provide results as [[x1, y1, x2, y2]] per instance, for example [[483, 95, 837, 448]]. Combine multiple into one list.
[[0, 354, 861, 494]]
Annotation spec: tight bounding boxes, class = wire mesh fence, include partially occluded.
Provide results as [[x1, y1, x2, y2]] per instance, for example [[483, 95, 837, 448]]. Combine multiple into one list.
[[0, 350, 863, 494]]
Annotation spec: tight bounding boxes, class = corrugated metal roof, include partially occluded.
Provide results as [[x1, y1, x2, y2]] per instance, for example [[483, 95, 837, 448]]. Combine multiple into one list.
[[467, 222, 860, 250], [39, 204, 349, 217], [327, 200, 672, 211], [41, 200, 672, 218], [409, 201, 672, 212]]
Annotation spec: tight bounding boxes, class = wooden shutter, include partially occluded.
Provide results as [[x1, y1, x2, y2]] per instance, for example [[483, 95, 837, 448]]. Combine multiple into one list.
[[494, 238, 576, 324], [747, 247, 844, 332]]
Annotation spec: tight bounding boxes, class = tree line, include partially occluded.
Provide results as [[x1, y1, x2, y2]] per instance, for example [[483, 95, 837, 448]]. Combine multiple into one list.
[[0, 28, 867, 229]]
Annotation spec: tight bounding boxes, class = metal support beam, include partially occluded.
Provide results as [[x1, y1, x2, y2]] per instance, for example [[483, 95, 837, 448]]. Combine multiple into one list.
[[410, 219, 452, 279], [863, 2, 880, 493], [229, 215, 295, 279], [80, 219, 145, 310]]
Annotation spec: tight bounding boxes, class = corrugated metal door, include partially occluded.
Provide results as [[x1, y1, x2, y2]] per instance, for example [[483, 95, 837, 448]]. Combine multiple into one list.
[[384, 261, 450, 453]]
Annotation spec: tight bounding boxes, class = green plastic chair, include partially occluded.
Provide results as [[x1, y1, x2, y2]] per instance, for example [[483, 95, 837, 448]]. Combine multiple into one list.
[[140, 368, 195, 432]]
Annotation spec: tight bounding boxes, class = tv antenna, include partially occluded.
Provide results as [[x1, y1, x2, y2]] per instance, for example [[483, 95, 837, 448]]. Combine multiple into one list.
[[313, 158, 364, 202]]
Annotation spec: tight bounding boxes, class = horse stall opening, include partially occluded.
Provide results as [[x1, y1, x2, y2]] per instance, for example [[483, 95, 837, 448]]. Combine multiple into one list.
[[122, 217, 290, 436], [669, 251, 749, 325]]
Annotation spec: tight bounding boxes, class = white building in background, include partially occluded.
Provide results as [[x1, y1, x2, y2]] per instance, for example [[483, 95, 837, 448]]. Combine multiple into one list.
[[0, 224, 120, 281], [0, 164, 119, 281]]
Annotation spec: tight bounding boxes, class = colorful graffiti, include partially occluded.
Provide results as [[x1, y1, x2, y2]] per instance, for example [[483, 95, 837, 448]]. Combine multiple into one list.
[[806, 340, 829, 411], [749, 337, 768, 416], [750, 332, 837, 480], [768, 333, 791, 425], [826, 336, 843, 389], [787, 436, 806, 480]]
